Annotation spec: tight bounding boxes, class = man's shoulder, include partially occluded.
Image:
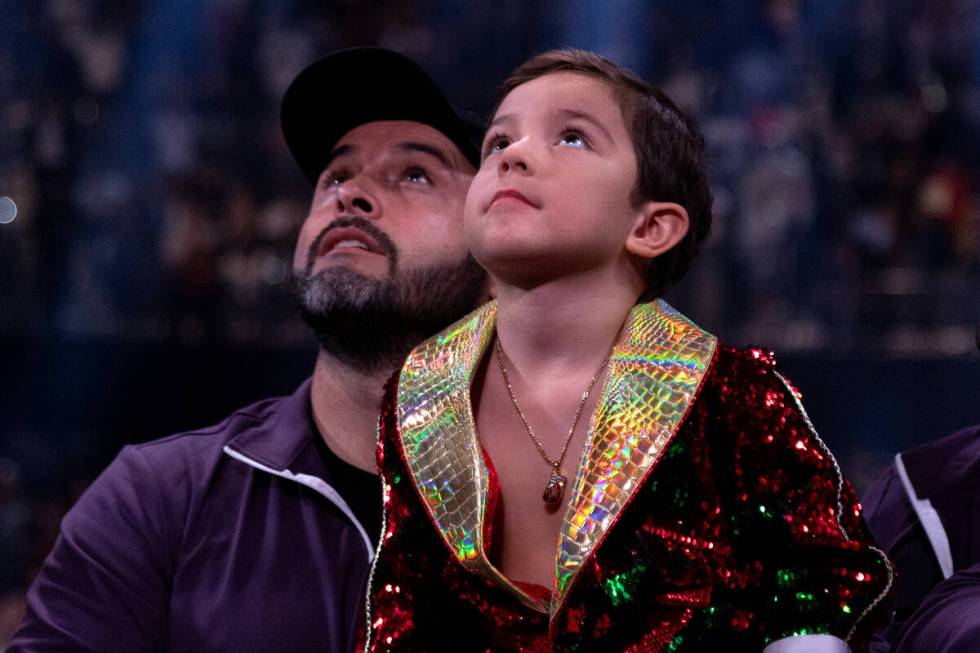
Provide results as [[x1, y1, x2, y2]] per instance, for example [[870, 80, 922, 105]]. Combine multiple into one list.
[[901, 424, 980, 497], [85, 382, 312, 509], [864, 422, 980, 521], [132, 393, 292, 457], [136, 378, 312, 458], [60, 384, 311, 543]]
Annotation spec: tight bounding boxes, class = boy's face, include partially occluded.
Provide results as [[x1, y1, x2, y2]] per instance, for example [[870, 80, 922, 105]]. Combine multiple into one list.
[[464, 72, 642, 287]]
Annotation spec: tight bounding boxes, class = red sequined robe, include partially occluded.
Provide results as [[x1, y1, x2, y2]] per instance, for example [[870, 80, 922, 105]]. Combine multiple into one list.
[[362, 300, 892, 652]]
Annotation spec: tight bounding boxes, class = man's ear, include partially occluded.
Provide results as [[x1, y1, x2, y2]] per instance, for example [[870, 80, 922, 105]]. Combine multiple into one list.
[[624, 201, 689, 259]]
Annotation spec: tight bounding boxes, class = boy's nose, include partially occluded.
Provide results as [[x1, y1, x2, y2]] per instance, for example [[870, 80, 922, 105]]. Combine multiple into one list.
[[498, 139, 533, 175]]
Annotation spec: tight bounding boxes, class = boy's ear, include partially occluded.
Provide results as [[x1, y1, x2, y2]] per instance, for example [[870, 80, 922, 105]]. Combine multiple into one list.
[[625, 201, 689, 259]]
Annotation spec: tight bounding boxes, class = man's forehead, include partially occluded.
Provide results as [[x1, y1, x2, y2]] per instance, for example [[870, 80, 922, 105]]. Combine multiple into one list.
[[331, 120, 468, 168]]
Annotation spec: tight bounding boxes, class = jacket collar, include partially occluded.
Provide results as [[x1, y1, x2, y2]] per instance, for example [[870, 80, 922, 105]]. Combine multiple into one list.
[[225, 378, 315, 472], [903, 423, 980, 499], [394, 299, 718, 616], [222, 377, 377, 560]]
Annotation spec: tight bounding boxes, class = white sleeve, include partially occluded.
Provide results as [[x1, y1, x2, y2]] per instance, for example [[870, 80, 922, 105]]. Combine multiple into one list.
[[763, 634, 852, 653]]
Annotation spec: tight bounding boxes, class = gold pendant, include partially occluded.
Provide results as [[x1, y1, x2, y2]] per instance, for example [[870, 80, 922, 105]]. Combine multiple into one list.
[[542, 468, 567, 505]]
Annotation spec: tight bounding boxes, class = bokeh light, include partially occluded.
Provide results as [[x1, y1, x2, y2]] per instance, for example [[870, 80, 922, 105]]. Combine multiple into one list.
[[0, 196, 17, 224]]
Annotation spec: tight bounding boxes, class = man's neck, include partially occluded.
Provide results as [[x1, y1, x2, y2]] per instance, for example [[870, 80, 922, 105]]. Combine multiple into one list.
[[309, 349, 394, 474]]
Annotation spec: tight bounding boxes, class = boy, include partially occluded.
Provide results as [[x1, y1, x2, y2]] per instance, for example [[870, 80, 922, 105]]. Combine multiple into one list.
[[363, 49, 891, 652]]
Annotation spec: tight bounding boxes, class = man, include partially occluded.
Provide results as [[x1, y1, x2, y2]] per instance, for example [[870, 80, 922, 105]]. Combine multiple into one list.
[[863, 422, 980, 652], [862, 328, 980, 652], [10, 47, 485, 653], [886, 563, 980, 653]]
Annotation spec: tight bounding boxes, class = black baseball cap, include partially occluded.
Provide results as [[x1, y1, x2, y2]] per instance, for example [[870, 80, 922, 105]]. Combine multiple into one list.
[[281, 47, 484, 185]]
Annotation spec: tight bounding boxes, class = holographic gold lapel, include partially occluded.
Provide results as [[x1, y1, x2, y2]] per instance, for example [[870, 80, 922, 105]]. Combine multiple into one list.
[[553, 299, 717, 613], [397, 302, 494, 565], [396, 300, 549, 613]]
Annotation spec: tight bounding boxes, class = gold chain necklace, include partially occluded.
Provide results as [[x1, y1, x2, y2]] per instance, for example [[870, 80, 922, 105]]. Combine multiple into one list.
[[494, 337, 614, 506]]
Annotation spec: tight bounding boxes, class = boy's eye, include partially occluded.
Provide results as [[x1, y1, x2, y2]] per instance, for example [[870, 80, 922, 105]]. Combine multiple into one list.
[[482, 133, 511, 159], [559, 130, 588, 149]]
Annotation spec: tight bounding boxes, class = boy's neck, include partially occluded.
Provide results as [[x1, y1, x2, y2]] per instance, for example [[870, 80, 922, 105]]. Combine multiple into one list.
[[493, 270, 644, 376]]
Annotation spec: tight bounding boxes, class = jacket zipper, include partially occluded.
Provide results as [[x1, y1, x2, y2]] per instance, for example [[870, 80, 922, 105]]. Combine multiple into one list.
[[222, 444, 373, 558]]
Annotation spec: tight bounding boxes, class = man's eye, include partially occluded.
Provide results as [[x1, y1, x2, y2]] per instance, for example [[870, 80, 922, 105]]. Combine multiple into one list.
[[321, 170, 348, 187], [404, 167, 432, 185]]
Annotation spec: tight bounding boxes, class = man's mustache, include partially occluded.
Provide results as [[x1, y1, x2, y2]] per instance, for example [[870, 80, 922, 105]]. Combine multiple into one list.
[[306, 216, 399, 275]]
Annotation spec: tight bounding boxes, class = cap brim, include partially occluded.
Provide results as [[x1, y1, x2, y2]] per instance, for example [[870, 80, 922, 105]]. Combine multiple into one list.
[[281, 47, 482, 185]]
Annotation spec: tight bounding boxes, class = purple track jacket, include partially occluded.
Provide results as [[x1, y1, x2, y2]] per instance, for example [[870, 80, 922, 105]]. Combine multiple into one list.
[[10, 379, 376, 653]]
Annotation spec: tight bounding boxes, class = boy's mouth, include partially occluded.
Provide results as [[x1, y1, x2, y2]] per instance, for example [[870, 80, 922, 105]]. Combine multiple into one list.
[[489, 189, 538, 209]]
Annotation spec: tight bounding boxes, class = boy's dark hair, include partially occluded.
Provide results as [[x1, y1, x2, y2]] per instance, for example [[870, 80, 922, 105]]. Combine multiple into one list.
[[499, 49, 712, 297]]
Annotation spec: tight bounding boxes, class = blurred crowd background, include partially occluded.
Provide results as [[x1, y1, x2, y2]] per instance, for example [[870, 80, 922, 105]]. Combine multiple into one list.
[[1, 0, 979, 644]]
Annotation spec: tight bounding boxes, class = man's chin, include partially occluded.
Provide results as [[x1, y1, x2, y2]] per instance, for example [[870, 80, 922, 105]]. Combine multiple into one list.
[[297, 266, 388, 311], [309, 253, 389, 279], [294, 255, 487, 373]]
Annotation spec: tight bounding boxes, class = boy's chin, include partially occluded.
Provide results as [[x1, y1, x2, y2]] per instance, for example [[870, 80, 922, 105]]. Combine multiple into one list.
[[473, 244, 547, 279], [482, 259, 590, 292]]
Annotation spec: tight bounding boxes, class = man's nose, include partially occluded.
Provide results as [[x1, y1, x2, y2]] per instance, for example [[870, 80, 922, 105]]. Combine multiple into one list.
[[335, 181, 380, 219]]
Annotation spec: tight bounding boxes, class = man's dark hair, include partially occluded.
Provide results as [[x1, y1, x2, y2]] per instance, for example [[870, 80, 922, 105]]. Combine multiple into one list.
[[499, 48, 713, 297]]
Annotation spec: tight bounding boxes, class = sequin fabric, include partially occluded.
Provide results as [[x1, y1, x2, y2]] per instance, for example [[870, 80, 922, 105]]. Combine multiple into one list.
[[363, 300, 893, 652], [556, 300, 717, 611]]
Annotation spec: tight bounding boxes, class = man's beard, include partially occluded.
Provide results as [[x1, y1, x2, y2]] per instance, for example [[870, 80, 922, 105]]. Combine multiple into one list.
[[295, 219, 486, 373]]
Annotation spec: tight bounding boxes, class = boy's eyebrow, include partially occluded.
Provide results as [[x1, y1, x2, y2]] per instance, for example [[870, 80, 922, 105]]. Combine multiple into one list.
[[558, 109, 614, 142], [396, 141, 454, 170], [488, 112, 514, 129]]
